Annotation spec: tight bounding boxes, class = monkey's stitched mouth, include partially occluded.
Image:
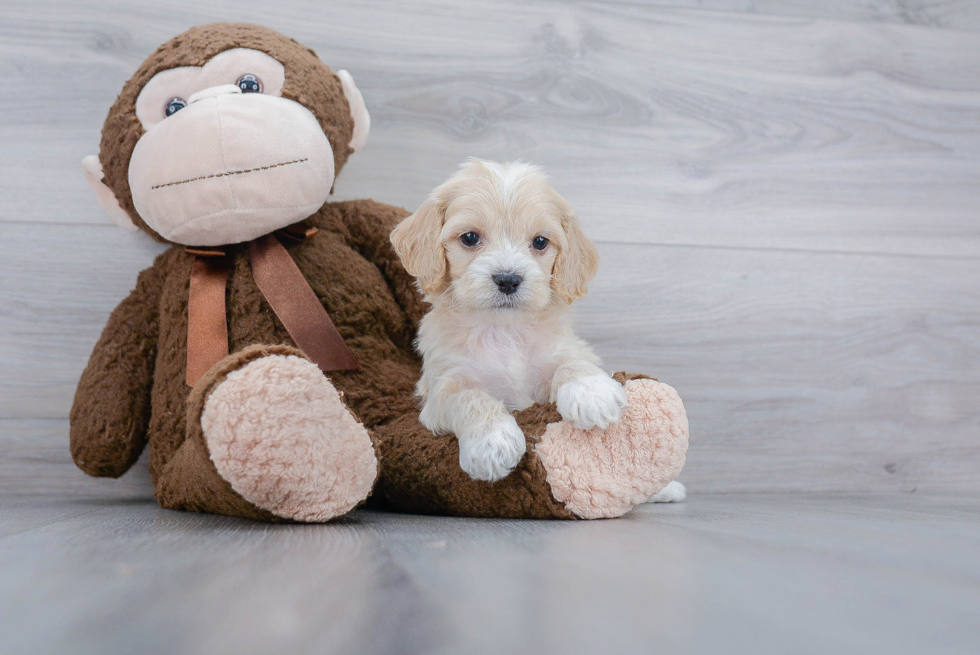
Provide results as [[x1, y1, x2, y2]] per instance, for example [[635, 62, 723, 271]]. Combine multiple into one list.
[[151, 158, 309, 190]]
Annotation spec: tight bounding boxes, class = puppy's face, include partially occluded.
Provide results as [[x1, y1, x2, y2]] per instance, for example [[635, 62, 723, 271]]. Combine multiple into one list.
[[391, 159, 599, 314], [441, 178, 561, 312]]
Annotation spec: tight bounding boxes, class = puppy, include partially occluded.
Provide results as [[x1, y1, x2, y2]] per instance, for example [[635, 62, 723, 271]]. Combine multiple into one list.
[[390, 159, 628, 482]]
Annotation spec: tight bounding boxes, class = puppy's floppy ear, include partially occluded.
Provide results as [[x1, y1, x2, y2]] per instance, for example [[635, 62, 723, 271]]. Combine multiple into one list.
[[390, 192, 448, 294], [552, 198, 599, 303]]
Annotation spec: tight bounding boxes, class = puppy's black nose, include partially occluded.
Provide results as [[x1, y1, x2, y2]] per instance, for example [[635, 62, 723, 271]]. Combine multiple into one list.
[[493, 273, 523, 295]]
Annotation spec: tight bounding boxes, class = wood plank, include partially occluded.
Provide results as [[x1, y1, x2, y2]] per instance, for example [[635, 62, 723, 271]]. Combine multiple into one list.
[[2, 221, 977, 493], [678, 0, 978, 31], [1, 0, 979, 258], [0, 495, 978, 654], [0, 418, 153, 500], [577, 241, 980, 493], [625, 0, 980, 31], [0, 223, 165, 419]]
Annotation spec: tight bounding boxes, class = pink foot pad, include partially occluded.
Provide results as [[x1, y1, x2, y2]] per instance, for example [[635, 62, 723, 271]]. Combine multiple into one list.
[[201, 354, 377, 522], [535, 379, 689, 519]]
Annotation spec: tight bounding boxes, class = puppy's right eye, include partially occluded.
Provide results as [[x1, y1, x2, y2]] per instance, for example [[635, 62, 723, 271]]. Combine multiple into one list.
[[459, 232, 481, 247]]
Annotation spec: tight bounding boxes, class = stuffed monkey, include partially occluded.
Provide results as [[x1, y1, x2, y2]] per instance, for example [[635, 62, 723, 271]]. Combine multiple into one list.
[[71, 23, 688, 521]]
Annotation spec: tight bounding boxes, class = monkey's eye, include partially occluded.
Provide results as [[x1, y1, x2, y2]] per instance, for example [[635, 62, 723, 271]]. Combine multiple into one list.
[[164, 97, 187, 117], [459, 232, 481, 248], [237, 74, 263, 93], [531, 236, 550, 251]]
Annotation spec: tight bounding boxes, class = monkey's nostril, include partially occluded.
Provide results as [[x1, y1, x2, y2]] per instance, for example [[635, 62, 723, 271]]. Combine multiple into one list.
[[492, 273, 523, 295]]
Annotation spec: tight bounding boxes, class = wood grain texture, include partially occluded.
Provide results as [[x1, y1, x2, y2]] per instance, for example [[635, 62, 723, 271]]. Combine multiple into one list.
[[0, 0, 978, 495], [3, 0, 980, 257], [633, 0, 980, 31], [579, 242, 980, 493], [0, 419, 153, 501], [2, 224, 977, 494], [1, 494, 978, 654]]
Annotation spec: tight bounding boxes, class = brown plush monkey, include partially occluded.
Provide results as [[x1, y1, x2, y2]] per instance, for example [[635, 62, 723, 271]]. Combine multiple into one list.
[[71, 23, 688, 522]]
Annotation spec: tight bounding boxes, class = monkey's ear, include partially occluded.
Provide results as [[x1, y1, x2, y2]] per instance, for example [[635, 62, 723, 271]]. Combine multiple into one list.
[[82, 155, 137, 231], [336, 70, 370, 152]]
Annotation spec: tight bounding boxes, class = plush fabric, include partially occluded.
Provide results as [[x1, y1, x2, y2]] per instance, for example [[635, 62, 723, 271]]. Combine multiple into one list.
[[536, 375, 689, 519], [129, 90, 335, 245], [99, 23, 356, 240], [134, 48, 287, 128], [70, 23, 689, 523], [81, 155, 137, 231], [369, 403, 578, 519], [202, 349, 377, 522]]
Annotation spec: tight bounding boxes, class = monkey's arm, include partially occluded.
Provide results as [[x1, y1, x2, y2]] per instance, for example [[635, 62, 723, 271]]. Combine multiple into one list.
[[330, 199, 427, 330], [70, 262, 164, 478]]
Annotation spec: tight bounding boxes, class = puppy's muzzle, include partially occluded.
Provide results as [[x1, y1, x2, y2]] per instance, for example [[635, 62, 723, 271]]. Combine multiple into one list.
[[492, 272, 523, 296]]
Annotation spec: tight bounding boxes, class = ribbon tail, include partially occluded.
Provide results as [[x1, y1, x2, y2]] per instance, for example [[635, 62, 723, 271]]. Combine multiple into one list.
[[248, 234, 361, 373], [186, 256, 231, 387]]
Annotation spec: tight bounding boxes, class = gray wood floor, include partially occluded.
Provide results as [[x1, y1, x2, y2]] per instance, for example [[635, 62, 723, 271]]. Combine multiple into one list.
[[2, 493, 979, 655], [3, 0, 979, 494], [2, 2, 979, 653]]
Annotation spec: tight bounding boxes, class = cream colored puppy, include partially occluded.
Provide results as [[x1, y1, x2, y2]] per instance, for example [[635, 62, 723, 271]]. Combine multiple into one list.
[[390, 159, 628, 482]]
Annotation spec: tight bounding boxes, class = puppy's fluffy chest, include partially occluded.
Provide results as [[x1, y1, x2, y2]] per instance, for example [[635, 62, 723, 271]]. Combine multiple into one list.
[[465, 322, 557, 408], [417, 311, 566, 411]]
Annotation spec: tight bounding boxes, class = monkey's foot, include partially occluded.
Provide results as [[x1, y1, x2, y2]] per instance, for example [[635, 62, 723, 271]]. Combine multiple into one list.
[[200, 348, 377, 522], [534, 375, 688, 519]]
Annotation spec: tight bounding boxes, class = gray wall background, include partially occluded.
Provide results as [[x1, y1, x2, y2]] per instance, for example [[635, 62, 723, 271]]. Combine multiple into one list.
[[2, 0, 978, 497]]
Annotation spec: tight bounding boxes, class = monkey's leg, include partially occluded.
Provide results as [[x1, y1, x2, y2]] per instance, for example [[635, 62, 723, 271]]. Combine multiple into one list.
[[370, 374, 687, 519], [155, 344, 377, 522]]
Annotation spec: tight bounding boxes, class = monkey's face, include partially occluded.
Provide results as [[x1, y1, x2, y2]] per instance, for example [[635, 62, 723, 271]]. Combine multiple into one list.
[[84, 25, 370, 246], [128, 48, 334, 245]]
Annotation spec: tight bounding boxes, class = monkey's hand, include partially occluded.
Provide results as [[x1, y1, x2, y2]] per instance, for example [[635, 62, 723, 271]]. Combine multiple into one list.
[[70, 260, 165, 478]]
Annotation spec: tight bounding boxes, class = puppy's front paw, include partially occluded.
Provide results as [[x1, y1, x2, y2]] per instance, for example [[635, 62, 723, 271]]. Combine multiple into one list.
[[557, 374, 628, 430], [458, 415, 526, 482]]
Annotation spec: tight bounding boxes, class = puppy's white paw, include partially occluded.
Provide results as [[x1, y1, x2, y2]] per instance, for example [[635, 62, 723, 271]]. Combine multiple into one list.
[[458, 415, 526, 482], [646, 480, 687, 503], [557, 374, 628, 430]]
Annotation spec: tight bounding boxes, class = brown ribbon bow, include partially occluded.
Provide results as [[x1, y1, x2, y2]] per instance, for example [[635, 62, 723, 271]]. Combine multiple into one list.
[[185, 225, 360, 387]]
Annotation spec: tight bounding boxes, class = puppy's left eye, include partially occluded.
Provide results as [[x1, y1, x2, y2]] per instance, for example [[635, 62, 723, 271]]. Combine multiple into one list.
[[531, 236, 550, 251], [459, 232, 481, 247]]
